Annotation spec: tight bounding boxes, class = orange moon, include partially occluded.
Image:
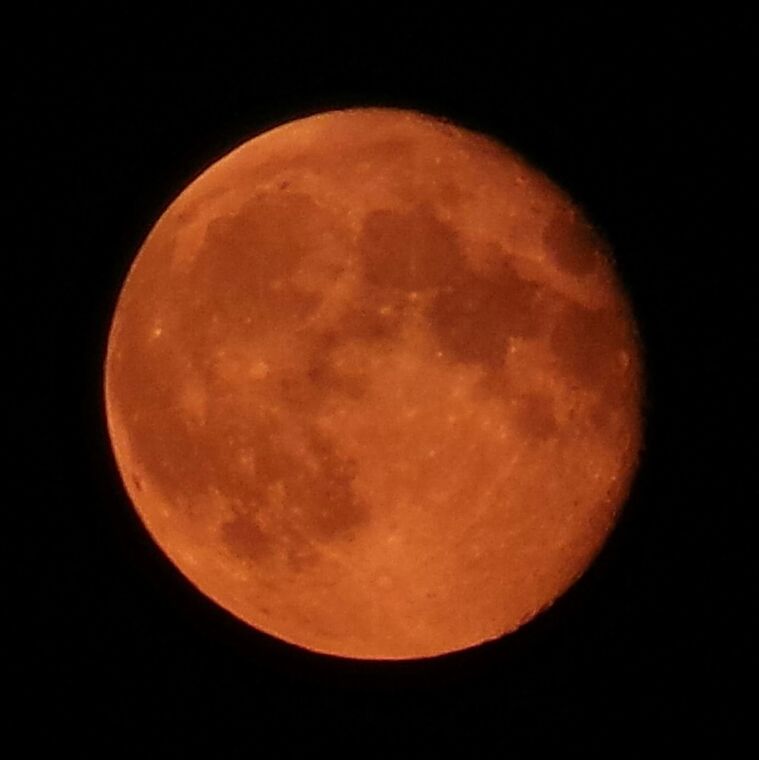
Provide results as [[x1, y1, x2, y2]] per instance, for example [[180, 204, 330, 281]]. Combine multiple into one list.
[[105, 108, 643, 660]]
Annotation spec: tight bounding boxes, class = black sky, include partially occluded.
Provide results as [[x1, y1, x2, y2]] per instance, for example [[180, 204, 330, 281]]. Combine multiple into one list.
[[15, 8, 753, 754]]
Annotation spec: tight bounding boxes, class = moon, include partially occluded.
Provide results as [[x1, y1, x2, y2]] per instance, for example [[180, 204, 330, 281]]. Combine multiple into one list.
[[105, 108, 643, 660]]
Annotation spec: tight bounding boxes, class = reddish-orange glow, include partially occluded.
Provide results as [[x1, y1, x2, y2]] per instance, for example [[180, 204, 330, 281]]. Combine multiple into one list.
[[105, 108, 643, 659]]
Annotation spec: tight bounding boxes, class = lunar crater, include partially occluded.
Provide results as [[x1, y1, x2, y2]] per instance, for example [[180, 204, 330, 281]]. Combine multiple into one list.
[[543, 204, 606, 276]]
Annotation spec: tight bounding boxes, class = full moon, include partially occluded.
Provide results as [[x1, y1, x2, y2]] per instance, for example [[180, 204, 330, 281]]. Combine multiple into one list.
[[105, 108, 643, 659]]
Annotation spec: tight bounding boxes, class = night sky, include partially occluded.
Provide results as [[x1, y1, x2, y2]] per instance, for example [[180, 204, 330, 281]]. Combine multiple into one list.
[[15, 9, 752, 753]]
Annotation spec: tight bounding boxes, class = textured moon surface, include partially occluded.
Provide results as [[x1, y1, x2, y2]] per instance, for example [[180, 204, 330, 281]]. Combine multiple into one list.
[[105, 108, 643, 659]]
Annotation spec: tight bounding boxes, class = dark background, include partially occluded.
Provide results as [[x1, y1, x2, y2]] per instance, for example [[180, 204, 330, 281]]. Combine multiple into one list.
[[16, 8, 752, 753]]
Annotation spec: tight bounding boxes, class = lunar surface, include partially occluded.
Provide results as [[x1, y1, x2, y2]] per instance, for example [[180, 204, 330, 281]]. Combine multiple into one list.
[[105, 108, 643, 659]]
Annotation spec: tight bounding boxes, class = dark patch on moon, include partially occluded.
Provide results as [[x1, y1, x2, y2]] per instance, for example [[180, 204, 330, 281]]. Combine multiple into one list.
[[298, 430, 366, 539], [203, 192, 317, 281], [356, 203, 548, 373], [221, 515, 270, 562], [359, 205, 463, 292], [427, 253, 545, 368], [543, 205, 604, 276], [550, 301, 627, 385], [340, 298, 405, 343], [217, 417, 370, 571], [124, 373, 372, 574], [511, 392, 558, 440], [278, 326, 376, 411], [188, 190, 332, 330]]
